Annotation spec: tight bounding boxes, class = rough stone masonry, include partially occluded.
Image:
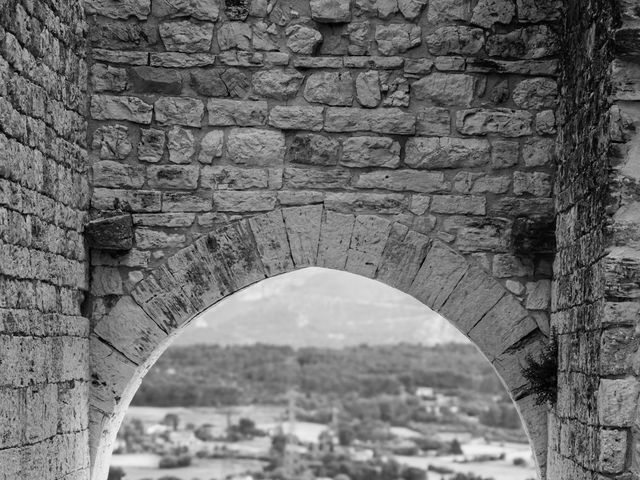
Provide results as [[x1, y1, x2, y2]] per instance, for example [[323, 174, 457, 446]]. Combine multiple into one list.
[[0, 0, 639, 478]]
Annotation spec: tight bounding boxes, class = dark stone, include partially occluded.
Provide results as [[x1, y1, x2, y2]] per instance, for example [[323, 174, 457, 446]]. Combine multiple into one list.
[[512, 216, 555, 254], [130, 67, 183, 94], [89, 21, 158, 50], [86, 214, 134, 250], [190, 69, 229, 97], [616, 27, 640, 61], [224, 0, 250, 20], [221, 68, 250, 97]]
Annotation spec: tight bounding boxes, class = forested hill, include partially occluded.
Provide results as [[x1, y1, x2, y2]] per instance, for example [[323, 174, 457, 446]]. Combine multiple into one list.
[[132, 343, 505, 407]]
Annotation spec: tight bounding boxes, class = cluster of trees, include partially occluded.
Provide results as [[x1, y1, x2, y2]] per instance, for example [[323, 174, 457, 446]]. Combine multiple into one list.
[[479, 404, 522, 430], [132, 343, 505, 407]]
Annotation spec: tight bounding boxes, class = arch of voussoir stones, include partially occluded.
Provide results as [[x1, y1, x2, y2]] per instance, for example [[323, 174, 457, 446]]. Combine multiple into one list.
[[88, 204, 550, 480]]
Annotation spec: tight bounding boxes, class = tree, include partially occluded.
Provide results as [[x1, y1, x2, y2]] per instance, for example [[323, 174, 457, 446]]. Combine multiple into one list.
[[162, 413, 180, 431], [450, 439, 463, 455], [107, 467, 125, 480], [338, 425, 355, 446]]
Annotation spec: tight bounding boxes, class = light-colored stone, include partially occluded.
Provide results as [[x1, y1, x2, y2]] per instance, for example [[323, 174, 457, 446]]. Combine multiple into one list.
[[135, 228, 187, 249], [513, 78, 557, 109], [90, 95, 153, 124], [283, 205, 323, 266], [426, 27, 485, 56], [217, 22, 252, 50], [207, 99, 268, 126], [523, 138, 554, 167], [412, 73, 476, 107], [252, 69, 304, 99], [249, 210, 294, 276], [346, 215, 392, 277], [284, 167, 351, 189], [85, 0, 151, 19], [286, 25, 323, 54], [317, 210, 355, 269], [163, 193, 212, 212], [405, 137, 490, 169], [304, 72, 354, 106], [525, 280, 551, 310], [91, 63, 128, 92], [269, 106, 324, 131], [492, 253, 533, 278], [431, 195, 486, 215], [167, 126, 196, 164], [159, 20, 214, 52], [93, 161, 145, 189], [471, 0, 514, 27], [199, 130, 225, 163], [513, 171, 552, 196], [227, 128, 285, 165], [377, 225, 430, 291], [456, 109, 533, 137], [375, 24, 421, 55], [310, 0, 351, 22], [416, 108, 450, 135], [155, 97, 204, 127], [213, 191, 276, 212], [91, 125, 132, 160], [356, 71, 381, 108], [324, 107, 415, 134], [428, 0, 472, 22], [341, 136, 401, 168], [398, 0, 428, 19], [152, 0, 220, 20], [354, 170, 449, 193], [598, 379, 640, 427]]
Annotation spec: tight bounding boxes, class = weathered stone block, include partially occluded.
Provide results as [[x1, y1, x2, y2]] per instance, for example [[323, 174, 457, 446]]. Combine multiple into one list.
[[208, 99, 268, 126], [201, 165, 271, 190], [310, 0, 351, 22], [138, 128, 166, 163], [353, 170, 449, 193], [513, 78, 557, 109], [217, 22, 252, 50], [471, 0, 514, 27], [486, 26, 559, 59], [431, 195, 486, 215], [155, 97, 204, 127], [412, 73, 476, 107], [135, 228, 187, 249], [324, 107, 415, 134], [513, 171, 552, 196], [167, 126, 196, 164], [285, 167, 351, 189], [252, 69, 304, 100], [283, 205, 323, 266], [92, 125, 132, 160], [159, 20, 214, 52], [92, 189, 162, 213], [288, 134, 340, 166], [91, 64, 128, 93], [341, 136, 400, 168], [93, 161, 145, 189], [269, 106, 324, 131], [428, 0, 472, 22], [227, 128, 285, 165], [85, 215, 133, 251], [130, 67, 183, 95], [85, 0, 151, 18], [426, 27, 484, 56], [377, 225, 430, 291], [90, 95, 153, 124], [598, 379, 640, 427], [456, 109, 533, 137], [304, 72, 354, 106], [375, 25, 421, 55], [346, 215, 392, 277], [163, 193, 212, 212], [286, 25, 323, 54], [147, 165, 200, 189], [249, 210, 294, 276], [405, 137, 490, 169], [213, 191, 276, 212]]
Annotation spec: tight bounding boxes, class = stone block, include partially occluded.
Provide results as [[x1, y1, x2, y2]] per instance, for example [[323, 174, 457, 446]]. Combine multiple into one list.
[[598, 379, 640, 427], [304, 72, 354, 106], [90, 95, 153, 124], [252, 69, 304, 100], [317, 210, 355, 269], [353, 170, 449, 193], [93, 161, 145, 189], [377, 225, 430, 291], [288, 134, 340, 166], [163, 192, 212, 212], [159, 20, 214, 52], [130, 67, 183, 94], [340, 136, 401, 168], [208, 99, 268, 127], [269, 106, 324, 131], [95, 296, 167, 363], [213, 191, 276, 212], [426, 27, 484, 56], [227, 128, 285, 165], [199, 130, 225, 163], [135, 227, 187, 249], [249, 210, 294, 276], [431, 195, 486, 215], [405, 137, 490, 169], [282, 205, 323, 266], [92, 125, 133, 160], [310, 0, 351, 22], [201, 166, 270, 190], [147, 165, 199, 189], [92, 189, 162, 213], [598, 428, 627, 474], [375, 24, 421, 55], [346, 215, 392, 277], [85, 215, 133, 251], [138, 128, 165, 163], [152, 0, 220, 20], [155, 97, 204, 127], [285, 167, 351, 189], [456, 108, 532, 137], [324, 107, 416, 134]]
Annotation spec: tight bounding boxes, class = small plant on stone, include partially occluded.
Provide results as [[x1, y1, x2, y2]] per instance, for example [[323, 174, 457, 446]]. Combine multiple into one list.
[[521, 331, 558, 406]]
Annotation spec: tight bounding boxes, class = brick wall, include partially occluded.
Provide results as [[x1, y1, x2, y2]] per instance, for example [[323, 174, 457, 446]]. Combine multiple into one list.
[[0, 0, 90, 478]]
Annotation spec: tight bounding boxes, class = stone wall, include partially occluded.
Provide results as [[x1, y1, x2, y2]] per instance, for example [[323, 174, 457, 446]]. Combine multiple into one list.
[[83, 0, 563, 477], [0, 0, 90, 479], [550, 0, 640, 478]]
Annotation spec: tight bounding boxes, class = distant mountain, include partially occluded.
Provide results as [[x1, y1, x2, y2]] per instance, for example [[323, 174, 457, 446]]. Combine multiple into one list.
[[172, 267, 469, 348]]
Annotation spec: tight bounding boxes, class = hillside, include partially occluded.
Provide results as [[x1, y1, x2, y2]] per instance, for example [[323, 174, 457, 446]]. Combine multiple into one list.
[[174, 267, 468, 348]]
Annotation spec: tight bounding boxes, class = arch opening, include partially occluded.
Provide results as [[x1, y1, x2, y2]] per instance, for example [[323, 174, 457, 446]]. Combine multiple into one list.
[[89, 211, 550, 480]]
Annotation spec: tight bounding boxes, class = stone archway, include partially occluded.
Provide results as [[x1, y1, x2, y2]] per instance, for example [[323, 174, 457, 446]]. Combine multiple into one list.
[[89, 205, 549, 480]]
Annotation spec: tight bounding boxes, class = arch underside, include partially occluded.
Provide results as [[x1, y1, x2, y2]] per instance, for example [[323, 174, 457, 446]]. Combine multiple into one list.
[[89, 204, 550, 480]]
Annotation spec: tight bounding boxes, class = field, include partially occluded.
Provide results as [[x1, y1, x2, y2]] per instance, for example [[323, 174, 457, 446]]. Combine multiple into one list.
[[114, 406, 537, 480]]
